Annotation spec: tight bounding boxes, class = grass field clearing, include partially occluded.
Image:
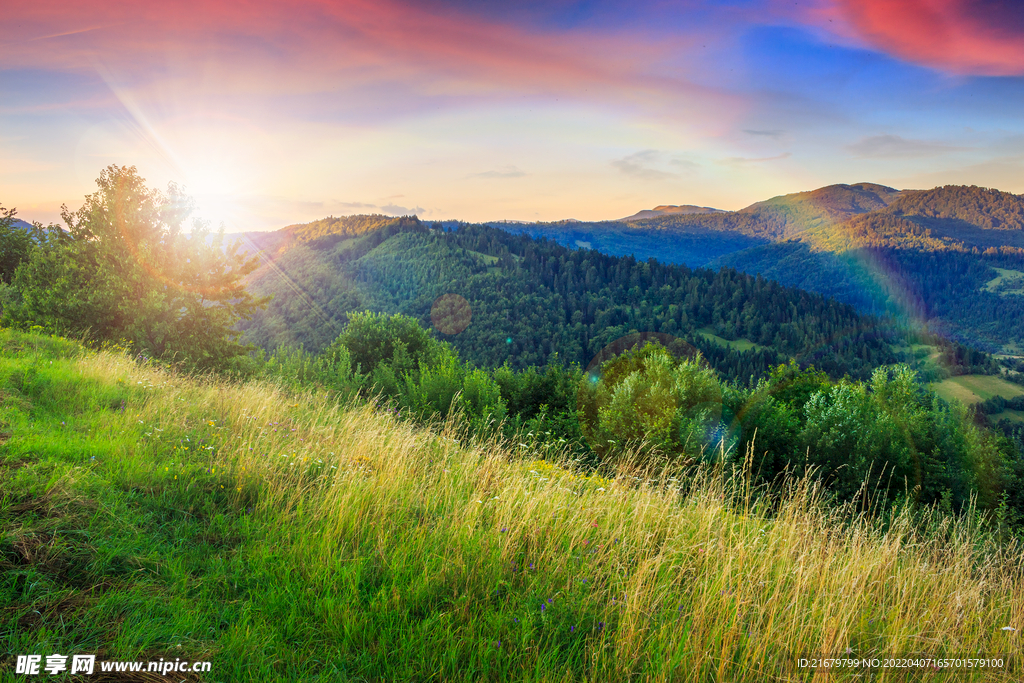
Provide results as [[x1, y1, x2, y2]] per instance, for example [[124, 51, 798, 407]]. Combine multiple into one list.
[[695, 328, 765, 353], [931, 374, 1024, 405]]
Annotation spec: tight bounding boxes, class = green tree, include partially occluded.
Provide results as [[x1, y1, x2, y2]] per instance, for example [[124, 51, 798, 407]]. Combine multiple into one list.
[[331, 310, 447, 379], [3, 166, 266, 369], [578, 342, 725, 463], [0, 205, 36, 284]]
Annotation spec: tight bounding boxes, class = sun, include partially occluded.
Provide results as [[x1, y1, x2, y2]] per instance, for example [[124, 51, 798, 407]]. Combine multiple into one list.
[[178, 163, 247, 232]]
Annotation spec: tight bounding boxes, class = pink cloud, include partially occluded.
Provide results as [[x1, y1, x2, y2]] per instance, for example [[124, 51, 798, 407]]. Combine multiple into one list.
[[1, 0, 740, 129], [810, 0, 1024, 76]]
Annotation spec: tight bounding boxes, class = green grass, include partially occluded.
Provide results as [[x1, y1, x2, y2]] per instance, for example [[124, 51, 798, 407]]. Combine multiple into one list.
[[1, 329, 1021, 682], [465, 249, 500, 265], [931, 374, 1024, 405], [694, 328, 764, 353], [982, 267, 1024, 296], [997, 409, 1024, 424]]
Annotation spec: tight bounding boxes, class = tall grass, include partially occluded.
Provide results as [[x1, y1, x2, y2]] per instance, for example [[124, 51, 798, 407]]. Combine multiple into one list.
[[2, 331, 1021, 681]]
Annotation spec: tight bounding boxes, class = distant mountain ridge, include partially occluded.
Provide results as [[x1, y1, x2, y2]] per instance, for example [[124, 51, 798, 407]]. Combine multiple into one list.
[[490, 183, 1024, 352], [620, 204, 725, 221], [231, 182, 1024, 356]]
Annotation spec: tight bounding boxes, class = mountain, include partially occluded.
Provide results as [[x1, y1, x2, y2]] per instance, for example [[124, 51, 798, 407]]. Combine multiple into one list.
[[713, 185, 1024, 351], [493, 183, 905, 267], [235, 216, 936, 383], [620, 204, 724, 221], [483, 184, 1024, 354]]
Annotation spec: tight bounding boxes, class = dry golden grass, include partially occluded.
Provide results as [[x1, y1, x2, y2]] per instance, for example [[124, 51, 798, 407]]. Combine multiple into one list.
[[75, 349, 1024, 681]]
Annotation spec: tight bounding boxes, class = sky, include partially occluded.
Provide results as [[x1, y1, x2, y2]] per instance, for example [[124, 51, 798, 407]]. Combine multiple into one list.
[[3, 0, 1024, 231]]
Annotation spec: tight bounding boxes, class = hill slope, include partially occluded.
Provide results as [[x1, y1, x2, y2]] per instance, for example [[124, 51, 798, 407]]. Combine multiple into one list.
[[499, 183, 1024, 354], [2, 329, 1021, 681], [236, 217, 914, 381]]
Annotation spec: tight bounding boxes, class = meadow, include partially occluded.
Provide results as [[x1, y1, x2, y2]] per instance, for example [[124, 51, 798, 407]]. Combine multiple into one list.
[[931, 374, 1024, 406], [1, 329, 1022, 682], [694, 328, 766, 354]]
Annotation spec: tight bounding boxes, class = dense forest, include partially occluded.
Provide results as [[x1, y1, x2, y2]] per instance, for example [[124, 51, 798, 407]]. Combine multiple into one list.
[[237, 216, 932, 383], [713, 243, 1024, 351]]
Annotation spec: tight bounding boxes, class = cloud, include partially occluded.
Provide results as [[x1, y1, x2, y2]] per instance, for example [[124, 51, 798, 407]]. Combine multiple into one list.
[[744, 129, 785, 138], [470, 165, 526, 179], [380, 203, 425, 215], [810, 0, 1024, 76], [0, 0, 739, 129], [847, 134, 957, 158], [668, 157, 699, 170], [721, 152, 791, 165], [335, 200, 424, 215], [611, 150, 675, 180]]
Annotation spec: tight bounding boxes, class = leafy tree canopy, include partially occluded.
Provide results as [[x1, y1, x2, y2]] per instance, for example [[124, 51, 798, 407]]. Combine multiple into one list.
[[0, 205, 36, 284], [2, 165, 267, 369]]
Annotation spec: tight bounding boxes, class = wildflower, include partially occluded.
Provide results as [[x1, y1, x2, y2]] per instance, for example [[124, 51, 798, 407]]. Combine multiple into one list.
[[570, 625, 574, 632], [541, 604, 546, 612], [501, 528, 507, 532]]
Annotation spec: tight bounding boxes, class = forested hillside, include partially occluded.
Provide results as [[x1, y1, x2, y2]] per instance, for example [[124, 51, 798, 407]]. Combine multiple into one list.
[[236, 216, 939, 383], [497, 184, 1024, 354]]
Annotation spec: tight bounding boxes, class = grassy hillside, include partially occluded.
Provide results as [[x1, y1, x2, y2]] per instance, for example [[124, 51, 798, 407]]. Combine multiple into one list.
[[2, 329, 1022, 681], [931, 374, 1024, 406]]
